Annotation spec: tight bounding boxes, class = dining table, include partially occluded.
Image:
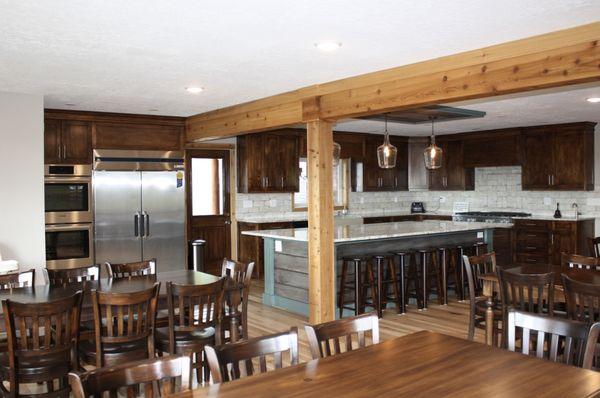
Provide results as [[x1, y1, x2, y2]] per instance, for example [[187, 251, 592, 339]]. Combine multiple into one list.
[[0, 269, 243, 341], [177, 330, 600, 398], [477, 264, 600, 345]]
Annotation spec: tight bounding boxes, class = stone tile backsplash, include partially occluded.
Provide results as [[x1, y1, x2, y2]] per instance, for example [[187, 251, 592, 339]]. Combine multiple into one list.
[[237, 166, 600, 222]]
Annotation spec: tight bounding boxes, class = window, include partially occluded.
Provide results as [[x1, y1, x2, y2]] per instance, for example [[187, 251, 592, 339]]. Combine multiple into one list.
[[293, 158, 349, 210], [191, 157, 225, 216]]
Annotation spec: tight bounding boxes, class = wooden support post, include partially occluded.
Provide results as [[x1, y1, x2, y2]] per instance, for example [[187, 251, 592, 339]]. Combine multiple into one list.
[[306, 119, 335, 324]]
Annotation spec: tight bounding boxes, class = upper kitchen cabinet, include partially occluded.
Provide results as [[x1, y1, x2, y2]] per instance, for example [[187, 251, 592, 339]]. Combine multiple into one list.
[[429, 138, 474, 191], [363, 134, 408, 191], [462, 128, 522, 168], [94, 122, 182, 151], [44, 118, 92, 164], [237, 130, 299, 193], [522, 122, 595, 191]]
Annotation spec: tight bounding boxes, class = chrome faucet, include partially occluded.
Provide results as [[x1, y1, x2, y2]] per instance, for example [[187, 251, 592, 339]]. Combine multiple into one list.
[[571, 202, 579, 220]]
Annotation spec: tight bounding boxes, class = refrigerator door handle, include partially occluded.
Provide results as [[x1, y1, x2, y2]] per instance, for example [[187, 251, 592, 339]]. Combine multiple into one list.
[[143, 211, 150, 237], [134, 212, 140, 237]]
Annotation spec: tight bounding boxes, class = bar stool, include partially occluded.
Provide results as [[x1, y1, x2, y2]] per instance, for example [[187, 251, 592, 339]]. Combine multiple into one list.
[[369, 254, 402, 318], [338, 256, 377, 318], [417, 248, 443, 309], [449, 245, 472, 301], [389, 251, 413, 314], [437, 247, 451, 305], [474, 242, 488, 256]]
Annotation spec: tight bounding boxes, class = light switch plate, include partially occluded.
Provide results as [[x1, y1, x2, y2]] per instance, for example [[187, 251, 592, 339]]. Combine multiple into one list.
[[275, 240, 282, 252], [477, 232, 484, 239]]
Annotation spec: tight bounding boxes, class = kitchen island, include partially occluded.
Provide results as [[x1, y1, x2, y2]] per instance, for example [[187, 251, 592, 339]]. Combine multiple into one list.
[[243, 220, 511, 317]]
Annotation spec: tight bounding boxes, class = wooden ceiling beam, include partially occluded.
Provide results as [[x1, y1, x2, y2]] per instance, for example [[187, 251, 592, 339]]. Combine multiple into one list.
[[185, 22, 600, 141]]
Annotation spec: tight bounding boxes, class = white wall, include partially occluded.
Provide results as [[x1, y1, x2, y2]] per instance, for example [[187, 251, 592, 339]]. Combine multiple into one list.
[[0, 91, 45, 283]]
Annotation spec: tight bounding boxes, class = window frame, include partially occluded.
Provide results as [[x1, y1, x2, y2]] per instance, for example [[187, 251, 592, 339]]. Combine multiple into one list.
[[292, 158, 350, 211]]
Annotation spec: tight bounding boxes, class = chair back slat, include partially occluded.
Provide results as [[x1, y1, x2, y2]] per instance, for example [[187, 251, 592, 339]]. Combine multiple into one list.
[[497, 268, 554, 316], [46, 265, 99, 286], [562, 253, 600, 272], [304, 313, 379, 359], [91, 283, 160, 367], [462, 252, 496, 297], [507, 309, 594, 368], [563, 274, 600, 324], [69, 355, 191, 398], [205, 327, 299, 383], [0, 269, 35, 290], [105, 259, 156, 279]]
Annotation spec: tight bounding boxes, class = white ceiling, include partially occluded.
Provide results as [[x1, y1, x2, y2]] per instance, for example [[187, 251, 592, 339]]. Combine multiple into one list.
[[1, 0, 599, 121]]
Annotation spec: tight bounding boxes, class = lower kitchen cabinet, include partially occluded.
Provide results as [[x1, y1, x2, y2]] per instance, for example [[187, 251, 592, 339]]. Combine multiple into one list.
[[513, 218, 595, 266], [363, 214, 452, 224]]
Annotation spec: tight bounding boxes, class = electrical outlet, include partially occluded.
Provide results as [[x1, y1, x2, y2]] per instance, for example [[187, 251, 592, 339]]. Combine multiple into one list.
[[275, 240, 283, 252], [439, 196, 447, 203], [543, 197, 552, 206]]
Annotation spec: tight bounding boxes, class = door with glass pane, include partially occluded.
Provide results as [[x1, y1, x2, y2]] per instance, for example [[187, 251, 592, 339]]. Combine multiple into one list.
[[186, 149, 231, 275]]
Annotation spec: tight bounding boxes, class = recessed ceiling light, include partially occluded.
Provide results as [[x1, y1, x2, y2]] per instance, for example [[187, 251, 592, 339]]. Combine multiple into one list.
[[315, 41, 342, 52], [185, 86, 204, 94], [586, 97, 600, 103]]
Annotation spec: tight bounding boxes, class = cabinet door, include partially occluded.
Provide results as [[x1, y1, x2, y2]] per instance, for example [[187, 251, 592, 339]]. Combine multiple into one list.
[[44, 119, 62, 164], [550, 222, 576, 265], [262, 134, 280, 191], [552, 129, 585, 190], [62, 120, 92, 164], [363, 137, 383, 191], [444, 140, 466, 190], [245, 135, 266, 192], [389, 137, 408, 190], [277, 135, 299, 192], [522, 131, 553, 190]]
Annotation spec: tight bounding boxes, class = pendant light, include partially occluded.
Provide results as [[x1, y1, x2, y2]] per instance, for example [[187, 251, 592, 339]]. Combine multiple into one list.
[[333, 141, 341, 167], [377, 114, 397, 169], [424, 116, 443, 169]]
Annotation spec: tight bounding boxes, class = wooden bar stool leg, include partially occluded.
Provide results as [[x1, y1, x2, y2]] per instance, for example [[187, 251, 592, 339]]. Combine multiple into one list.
[[365, 261, 377, 314], [387, 256, 401, 314], [458, 246, 466, 302], [354, 260, 362, 315], [338, 260, 349, 319], [420, 251, 428, 310], [439, 248, 448, 305], [398, 254, 407, 314], [373, 256, 384, 318], [432, 250, 443, 305]]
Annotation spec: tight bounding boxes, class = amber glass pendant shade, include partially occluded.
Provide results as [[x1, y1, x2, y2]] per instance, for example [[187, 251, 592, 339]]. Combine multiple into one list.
[[377, 114, 397, 169], [424, 117, 443, 170]]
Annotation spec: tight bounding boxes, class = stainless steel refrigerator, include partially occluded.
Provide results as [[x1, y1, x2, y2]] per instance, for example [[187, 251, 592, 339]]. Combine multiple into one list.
[[93, 150, 185, 273]]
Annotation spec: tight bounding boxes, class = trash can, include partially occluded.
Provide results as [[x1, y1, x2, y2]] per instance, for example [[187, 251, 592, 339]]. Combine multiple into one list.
[[188, 239, 206, 271]]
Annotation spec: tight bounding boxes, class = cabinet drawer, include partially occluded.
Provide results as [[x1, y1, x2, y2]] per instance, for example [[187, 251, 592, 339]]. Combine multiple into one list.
[[516, 254, 549, 265], [516, 230, 548, 248], [552, 221, 576, 232], [514, 219, 550, 230]]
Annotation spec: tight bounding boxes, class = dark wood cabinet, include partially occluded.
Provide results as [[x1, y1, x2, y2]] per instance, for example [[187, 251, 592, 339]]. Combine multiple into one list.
[[237, 131, 299, 193], [94, 122, 182, 151], [44, 119, 92, 164], [238, 221, 294, 278], [429, 139, 474, 191], [493, 228, 514, 267], [363, 135, 408, 191], [462, 128, 522, 168], [521, 122, 595, 191], [513, 218, 595, 266]]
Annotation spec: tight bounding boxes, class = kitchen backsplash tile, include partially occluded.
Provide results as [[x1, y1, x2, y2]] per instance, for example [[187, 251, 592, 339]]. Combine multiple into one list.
[[237, 166, 600, 222]]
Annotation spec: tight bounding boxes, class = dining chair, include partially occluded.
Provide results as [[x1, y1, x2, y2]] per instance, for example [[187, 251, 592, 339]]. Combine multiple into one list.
[[105, 258, 156, 279], [304, 313, 379, 359], [221, 258, 255, 342], [155, 278, 226, 385], [0, 269, 35, 290], [563, 274, 600, 323], [462, 253, 503, 343], [68, 355, 191, 398], [0, 290, 83, 398], [79, 283, 160, 368], [507, 309, 597, 369], [497, 268, 555, 316], [588, 237, 600, 258], [204, 327, 299, 383], [561, 253, 600, 272], [45, 265, 100, 286]]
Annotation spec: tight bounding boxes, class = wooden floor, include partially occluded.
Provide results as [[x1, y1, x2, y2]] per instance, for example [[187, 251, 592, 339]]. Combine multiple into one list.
[[246, 280, 484, 363]]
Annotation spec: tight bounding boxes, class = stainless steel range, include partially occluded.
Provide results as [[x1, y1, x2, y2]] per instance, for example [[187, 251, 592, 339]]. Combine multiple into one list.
[[452, 211, 531, 224]]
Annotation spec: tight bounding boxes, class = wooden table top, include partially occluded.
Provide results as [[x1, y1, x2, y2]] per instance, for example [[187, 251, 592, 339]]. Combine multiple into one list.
[[0, 270, 222, 310], [178, 331, 600, 398]]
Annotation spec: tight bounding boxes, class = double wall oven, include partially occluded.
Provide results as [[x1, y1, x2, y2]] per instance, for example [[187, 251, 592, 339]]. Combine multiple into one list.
[[45, 164, 94, 269]]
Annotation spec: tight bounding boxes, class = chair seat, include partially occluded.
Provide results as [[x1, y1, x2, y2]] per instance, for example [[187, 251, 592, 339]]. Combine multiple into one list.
[[155, 327, 215, 354], [79, 339, 149, 366], [0, 351, 70, 381]]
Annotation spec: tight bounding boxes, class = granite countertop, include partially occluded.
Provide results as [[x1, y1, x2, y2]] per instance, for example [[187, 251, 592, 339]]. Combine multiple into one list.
[[512, 215, 596, 221], [235, 211, 453, 223], [242, 220, 511, 243]]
